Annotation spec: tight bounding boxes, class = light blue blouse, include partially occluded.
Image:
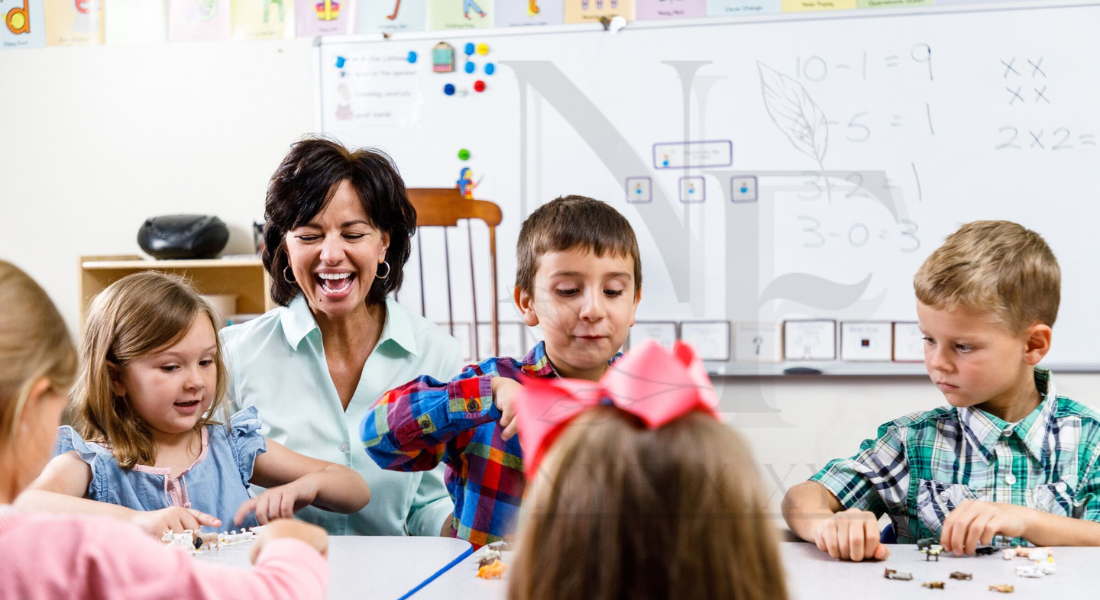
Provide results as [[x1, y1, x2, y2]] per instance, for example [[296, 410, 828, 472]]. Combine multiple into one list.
[[54, 406, 267, 532], [220, 295, 463, 536]]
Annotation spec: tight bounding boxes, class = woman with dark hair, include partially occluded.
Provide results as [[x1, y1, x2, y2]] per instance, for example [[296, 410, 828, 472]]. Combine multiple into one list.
[[220, 138, 462, 536]]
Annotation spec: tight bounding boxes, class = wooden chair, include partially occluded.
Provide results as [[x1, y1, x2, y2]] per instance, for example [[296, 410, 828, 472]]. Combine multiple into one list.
[[405, 188, 503, 357]]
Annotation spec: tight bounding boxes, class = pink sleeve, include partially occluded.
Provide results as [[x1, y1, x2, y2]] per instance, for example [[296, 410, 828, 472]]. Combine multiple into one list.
[[0, 515, 328, 600]]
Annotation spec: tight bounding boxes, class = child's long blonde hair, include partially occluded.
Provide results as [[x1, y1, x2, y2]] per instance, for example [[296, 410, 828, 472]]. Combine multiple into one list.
[[71, 272, 228, 468], [0, 261, 78, 452], [509, 407, 788, 600]]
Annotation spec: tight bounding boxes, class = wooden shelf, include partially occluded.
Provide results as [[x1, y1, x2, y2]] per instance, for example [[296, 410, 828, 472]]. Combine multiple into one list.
[[78, 255, 274, 329]]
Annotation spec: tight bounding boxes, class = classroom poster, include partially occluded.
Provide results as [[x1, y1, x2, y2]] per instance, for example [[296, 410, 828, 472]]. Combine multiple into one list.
[[426, 0, 494, 30], [563, 0, 633, 24], [706, 0, 778, 17], [167, 0, 229, 41], [636, 0, 704, 19], [357, 0, 424, 33], [856, 0, 932, 7], [0, 0, 46, 49], [780, 0, 854, 10], [105, 0, 168, 44], [231, 0, 294, 40], [44, 0, 105, 45], [295, 0, 352, 36], [495, 0, 562, 27]]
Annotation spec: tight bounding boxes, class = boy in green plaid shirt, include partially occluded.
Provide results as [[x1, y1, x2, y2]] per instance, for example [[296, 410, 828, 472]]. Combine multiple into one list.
[[783, 221, 1100, 561]]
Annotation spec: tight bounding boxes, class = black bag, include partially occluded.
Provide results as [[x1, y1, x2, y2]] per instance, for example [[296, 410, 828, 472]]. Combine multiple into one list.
[[137, 215, 230, 260]]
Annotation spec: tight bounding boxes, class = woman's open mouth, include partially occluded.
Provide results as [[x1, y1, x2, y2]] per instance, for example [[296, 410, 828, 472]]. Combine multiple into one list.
[[316, 272, 356, 298]]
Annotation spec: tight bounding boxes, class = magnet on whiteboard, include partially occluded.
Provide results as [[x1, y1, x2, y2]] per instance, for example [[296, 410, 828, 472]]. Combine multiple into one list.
[[444, 83, 456, 96], [474, 80, 486, 92]]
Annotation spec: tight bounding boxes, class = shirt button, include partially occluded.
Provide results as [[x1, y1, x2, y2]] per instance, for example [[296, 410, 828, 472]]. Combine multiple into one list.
[[1056, 482, 1068, 493], [339, 443, 349, 452], [939, 491, 951, 501], [1005, 474, 1017, 485], [467, 400, 481, 412], [1002, 428, 1013, 437]]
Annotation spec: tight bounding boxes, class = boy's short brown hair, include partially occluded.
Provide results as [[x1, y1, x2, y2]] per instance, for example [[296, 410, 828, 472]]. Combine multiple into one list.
[[914, 220, 1060, 332], [515, 195, 641, 295]]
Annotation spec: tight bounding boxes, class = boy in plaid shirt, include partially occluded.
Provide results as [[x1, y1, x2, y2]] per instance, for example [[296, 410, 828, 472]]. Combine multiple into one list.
[[784, 221, 1100, 560], [360, 196, 642, 547]]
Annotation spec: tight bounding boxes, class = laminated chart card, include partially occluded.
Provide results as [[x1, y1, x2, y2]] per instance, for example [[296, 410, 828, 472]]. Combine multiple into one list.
[[628, 322, 678, 349], [840, 322, 893, 362], [297, 0, 351, 36], [427, 0, 494, 29], [563, 0, 633, 24], [780, 0, 854, 10], [357, 0, 424, 33], [636, 0, 704, 20], [706, 0, 778, 16], [168, 0, 229, 41], [1, 0, 46, 49], [783, 320, 837, 361], [858, 0, 932, 7], [105, 0, 168, 44], [45, 0, 105, 45], [734, 323, 783, 363], [232, 0, 294, 40], [495, 0, 561, 27]]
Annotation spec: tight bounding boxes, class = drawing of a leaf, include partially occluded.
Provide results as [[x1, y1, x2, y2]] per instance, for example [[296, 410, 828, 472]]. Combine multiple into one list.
[[758, 62, 829, 164]]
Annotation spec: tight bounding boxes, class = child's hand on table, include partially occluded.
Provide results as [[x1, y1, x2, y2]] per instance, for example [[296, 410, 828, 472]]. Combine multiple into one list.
[[132, 506, 221, 537], [250, 519, 329, 563], [491, 377, 523, 441], [941, 500, 1029, 556], [813, 508, 890, 562], [234, 479, 318, 526]]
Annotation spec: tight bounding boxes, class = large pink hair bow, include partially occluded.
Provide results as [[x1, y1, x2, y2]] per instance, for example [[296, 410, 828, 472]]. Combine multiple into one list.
[[514, 340, 719, 479]]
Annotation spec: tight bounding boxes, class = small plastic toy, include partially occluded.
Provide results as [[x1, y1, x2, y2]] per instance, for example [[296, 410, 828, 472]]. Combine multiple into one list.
[[989, 584, 1015, 593], [921, 546, 943, 562], [456, 167, 481, 199], [486, 540, 513, 552], [922, 582, 945, 589], [949, 572, 972, 581], [1015, 565, 1043, 578], [975, 546, 998, 556], [884, 568, 913, 581], [916, 538, 935, 551], [476, 558, 507, 580], [1003, 548, 1017, 560]]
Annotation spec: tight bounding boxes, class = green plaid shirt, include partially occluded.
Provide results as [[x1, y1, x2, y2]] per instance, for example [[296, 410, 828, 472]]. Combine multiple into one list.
[[811, 368, 1100, 545]]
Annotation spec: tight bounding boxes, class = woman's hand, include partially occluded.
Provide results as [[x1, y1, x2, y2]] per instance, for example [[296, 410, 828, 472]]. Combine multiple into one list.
[[131, 506, 221, 537], [250, 519, 329, 563], [234, 479, 318, 526]]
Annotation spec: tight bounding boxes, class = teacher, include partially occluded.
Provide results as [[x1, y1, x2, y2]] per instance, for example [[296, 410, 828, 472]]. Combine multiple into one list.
[[221, 137, 462, 536]]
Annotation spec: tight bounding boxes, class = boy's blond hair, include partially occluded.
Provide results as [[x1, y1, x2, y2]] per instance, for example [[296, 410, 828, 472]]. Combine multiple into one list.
[[0, 261, 77, 452], [509, 407, 786, 600], [914, 220, 1060, 332], [72, 272, 228, 468]]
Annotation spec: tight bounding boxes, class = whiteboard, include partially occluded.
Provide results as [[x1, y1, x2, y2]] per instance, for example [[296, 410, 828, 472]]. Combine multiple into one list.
[[317, 1, 1100, 375]]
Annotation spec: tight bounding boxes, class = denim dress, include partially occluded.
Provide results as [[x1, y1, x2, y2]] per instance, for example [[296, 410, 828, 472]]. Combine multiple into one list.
[[54, 406, 267, 532]]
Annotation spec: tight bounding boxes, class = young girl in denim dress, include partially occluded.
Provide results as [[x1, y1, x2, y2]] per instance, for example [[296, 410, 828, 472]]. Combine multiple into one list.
[[20, 272, 371, 537]]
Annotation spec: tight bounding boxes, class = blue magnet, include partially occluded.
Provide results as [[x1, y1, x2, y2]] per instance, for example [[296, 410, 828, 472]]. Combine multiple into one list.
[[464, 42, 476, 56], [407, 51, 418, 64], [444, 83, 456, 96], [335, 56, 346, 68], [484, 63, 495, 75], [464, 61, 475, 74]]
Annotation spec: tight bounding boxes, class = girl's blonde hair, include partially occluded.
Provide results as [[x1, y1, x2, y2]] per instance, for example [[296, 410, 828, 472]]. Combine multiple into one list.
[[0, 261, 78, 451], [71, 271, 227, 468], [509, 407, 788, 600]]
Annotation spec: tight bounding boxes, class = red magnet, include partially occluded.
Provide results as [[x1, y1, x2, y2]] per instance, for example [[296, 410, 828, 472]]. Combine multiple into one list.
[[474, 80, 486, 92]]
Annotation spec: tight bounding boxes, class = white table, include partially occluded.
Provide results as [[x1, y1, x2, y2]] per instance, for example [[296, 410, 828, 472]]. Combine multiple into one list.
[[416, 542, 1100, 599], [193, 536, 471, 600], [197, 538, 1100, 599], [782, 542, 1100, 599]]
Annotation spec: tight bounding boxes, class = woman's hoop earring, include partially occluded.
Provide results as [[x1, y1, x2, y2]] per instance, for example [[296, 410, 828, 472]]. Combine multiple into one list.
[[375, 261, 391, 280], [283, 265, 297, 284]]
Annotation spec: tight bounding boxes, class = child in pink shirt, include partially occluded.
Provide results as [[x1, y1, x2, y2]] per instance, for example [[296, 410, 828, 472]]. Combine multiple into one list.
[[0, 259, 330, 600]]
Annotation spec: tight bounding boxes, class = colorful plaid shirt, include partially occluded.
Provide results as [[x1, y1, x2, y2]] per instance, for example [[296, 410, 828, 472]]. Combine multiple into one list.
[[361, 341, 621, 547], [811, 368, 1100, 545]]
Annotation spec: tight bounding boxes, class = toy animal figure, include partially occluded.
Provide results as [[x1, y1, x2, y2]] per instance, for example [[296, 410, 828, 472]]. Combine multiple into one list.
[[989, 584, 1015, 593], [476, 558, 507, 579], [922, 582, 944, 589], [192, 531, 221, 551]]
